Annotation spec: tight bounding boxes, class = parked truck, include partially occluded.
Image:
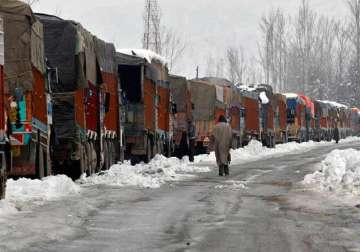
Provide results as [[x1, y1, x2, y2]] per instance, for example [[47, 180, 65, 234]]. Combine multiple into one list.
[[0, 15, 5, 198], [116, 50, 171, 164], [256, 84, 275, 147], [284, 93, 307, 142], [273, 93, 288, 143], [238, 86, 261, 146], [95, 38, 125, 170], [169, 75, 194, 159], [190, 77, 232, 154], [37, 14, 114, 178], [0, 2, 50, 182]]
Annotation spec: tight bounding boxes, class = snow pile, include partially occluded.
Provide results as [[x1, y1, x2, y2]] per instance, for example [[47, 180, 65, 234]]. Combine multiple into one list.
[[259, 91, 269, 104], [303, 149, 360, 194], [6, 175, 81, 203], [117, 48, 167, 65], [80, 155, 210, 189]]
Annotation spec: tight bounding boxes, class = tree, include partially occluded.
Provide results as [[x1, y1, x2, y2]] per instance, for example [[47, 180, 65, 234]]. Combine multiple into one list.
[[226, 46, 247, 84], [347, 0, 360, 105], [161, 28, 187, 72]]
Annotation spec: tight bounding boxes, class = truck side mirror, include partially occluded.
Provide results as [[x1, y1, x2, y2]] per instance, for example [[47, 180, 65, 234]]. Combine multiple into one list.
[[191, 103, 195, 110], [171, 103, 177, 114], [104, 93, 111, 113], [47, 67, 59, 91]]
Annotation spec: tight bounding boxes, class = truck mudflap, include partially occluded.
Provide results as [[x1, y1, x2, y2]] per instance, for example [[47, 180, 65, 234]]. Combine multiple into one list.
[[0, 151, 7, 199]]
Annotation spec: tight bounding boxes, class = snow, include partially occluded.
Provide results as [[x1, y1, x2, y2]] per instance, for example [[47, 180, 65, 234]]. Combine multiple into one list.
[[259, 91, 269, 104], [303, 149, 360, 194], [195, 139, 337, 166], [283, 93, 298, 99], [117, 48, 167, 65], [319, 100, 348, 109], [238, 85, 257, 92], [6, 175, 81, 204], [79, 155, 211, 189], [0, 200, 17, 216]]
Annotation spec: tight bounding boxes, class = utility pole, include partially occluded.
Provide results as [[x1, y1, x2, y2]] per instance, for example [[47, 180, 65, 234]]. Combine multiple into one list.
[[142, 0, 161, 53], [196, 66, 199, 79]]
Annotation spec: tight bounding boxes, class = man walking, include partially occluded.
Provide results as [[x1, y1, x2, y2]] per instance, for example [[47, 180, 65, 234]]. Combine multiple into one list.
[[213, 115, 233, 176]]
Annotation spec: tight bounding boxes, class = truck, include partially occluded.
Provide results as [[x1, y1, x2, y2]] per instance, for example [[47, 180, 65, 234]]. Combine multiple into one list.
[[190, 77, 231, 154], [0, 1, 50, 182], [116, 50, 171, 164], [256, 84, 275, 147], [94, 38, 125, 170], [169, 75, 194, 160], [238, 86, 261, 146], [299, 95, 315, 142], [37, 14, 113, 178], [284, 93, 307, 142], [272, 93, 288, 143], [0, 15, 5, 198]]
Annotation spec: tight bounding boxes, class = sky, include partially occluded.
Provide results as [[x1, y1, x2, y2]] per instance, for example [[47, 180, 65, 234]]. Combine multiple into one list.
[[32, 0, 349, 78]]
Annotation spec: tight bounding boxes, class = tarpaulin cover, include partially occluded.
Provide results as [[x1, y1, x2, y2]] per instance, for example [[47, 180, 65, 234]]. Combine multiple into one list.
[[76, 23, 97, 85], [0, 0, 37, 94], [190, 80, 216, 121], [52, 94, 77, 139], [95, 37, 116, 74], [37, 14, 79, 92], [169, 75, 188, 113], [116, 52, 146, 66], [31, 20, 46, 74]]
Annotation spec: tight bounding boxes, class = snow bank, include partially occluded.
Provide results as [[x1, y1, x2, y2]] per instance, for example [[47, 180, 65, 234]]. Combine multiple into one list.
[[195, 140, 332, 165], [259, 91, 269, 104], [6, 175, 81, 203], [80, 155, 210, 189], [117, 48, 167, 65], [303, 149, 360, 194]]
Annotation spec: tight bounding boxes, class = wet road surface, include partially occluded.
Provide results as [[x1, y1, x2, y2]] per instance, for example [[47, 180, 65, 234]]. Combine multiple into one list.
[[1, 141, 360, 252]]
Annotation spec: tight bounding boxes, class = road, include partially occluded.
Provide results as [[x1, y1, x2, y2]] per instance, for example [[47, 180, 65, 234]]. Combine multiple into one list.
[[1, 141, 360, 252]]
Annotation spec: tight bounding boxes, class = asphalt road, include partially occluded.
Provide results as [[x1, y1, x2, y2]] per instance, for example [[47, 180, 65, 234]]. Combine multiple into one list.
[[1, 141, 360, 252]]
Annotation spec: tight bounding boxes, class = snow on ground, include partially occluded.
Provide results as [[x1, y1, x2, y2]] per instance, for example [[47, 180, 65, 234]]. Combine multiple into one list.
[[0, 175, 81, 216], [6, 175, 81, 204], [195, 139, 336, 165], [303, 148, 360, 195], [80, 155, 211, 189]]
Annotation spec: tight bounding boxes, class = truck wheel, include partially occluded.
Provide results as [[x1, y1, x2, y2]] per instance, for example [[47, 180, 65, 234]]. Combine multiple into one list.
[[0, 171, 6, 200], [90, 142, 97, 174], [85, 142, 92, 176], [144, 139, 152, 163], [103, 141, 109, 170]]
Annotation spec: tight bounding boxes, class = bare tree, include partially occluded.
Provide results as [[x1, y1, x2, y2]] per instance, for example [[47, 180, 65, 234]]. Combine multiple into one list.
[[226, 46, 247, 84], [161, 28, 187, 72], [347, 0, 360, 104]]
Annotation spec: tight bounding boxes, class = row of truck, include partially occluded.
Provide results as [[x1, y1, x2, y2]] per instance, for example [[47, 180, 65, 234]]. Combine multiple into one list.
[[0, 1, 360, 199]]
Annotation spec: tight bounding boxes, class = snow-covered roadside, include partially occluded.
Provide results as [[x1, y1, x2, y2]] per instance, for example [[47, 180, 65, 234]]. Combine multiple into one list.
[[0, 175, 81, 216], [195, 138, 347, 165], [303, 148, 360, 195], [79, 155, 211, 189]]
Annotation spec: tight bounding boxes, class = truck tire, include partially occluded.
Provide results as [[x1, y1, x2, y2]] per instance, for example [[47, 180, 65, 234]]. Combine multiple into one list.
[[144, 139, 152, 163], [85, 142, 92, 176], [0, 171, 6, 200], [103, 141, 110, 170]]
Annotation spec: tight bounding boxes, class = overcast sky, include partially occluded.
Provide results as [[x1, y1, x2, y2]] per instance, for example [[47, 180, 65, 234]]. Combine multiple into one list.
[[33, 0, 349, 78]]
